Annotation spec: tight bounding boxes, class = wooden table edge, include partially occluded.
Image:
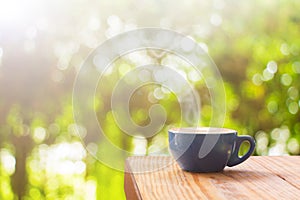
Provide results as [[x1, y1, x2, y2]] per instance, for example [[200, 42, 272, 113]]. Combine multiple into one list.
[[124, 159, 142, 200]]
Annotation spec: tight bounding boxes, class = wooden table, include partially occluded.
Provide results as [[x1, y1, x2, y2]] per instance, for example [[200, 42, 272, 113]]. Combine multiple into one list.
[[124, 156, 300, 200]]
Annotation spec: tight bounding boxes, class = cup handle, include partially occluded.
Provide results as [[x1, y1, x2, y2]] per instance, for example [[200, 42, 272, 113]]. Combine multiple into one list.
[[227, 135, 256, 167]]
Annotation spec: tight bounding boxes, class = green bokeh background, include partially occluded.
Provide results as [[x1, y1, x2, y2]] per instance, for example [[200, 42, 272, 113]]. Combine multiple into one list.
[[0, 0, 300, 199]]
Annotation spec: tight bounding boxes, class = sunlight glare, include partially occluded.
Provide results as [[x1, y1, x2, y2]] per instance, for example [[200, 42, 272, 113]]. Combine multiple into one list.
[[85, 180, 97, 200], [38, 142, 87, 175], [0, 0, 24, 24], [0, 149, 16, 175], [132, 137, 147, 155], [33, 127, 47, 143]]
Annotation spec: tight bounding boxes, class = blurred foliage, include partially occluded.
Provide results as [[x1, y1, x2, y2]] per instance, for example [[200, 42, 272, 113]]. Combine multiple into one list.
[[0, 0, 300, 199]]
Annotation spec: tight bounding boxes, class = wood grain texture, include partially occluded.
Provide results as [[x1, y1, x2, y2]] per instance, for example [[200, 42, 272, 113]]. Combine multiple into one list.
[[124, 156, 300, 200]]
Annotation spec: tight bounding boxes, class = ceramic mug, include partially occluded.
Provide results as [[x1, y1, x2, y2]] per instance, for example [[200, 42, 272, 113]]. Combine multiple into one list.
[[168, 127, 256, 172]]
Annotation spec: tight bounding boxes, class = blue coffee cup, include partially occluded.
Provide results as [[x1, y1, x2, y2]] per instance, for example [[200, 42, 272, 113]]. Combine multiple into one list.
[[168, 127, 256, 172]]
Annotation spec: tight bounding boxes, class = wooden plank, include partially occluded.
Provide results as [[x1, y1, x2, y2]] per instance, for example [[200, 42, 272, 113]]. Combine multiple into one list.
[[254, 156, 300, 190], [217, 157, 300, 199], [124, 156, 300, 200]]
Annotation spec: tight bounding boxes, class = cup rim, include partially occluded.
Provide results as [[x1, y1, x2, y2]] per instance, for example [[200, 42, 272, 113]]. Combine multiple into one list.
[[168, 127, 237, 134]]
